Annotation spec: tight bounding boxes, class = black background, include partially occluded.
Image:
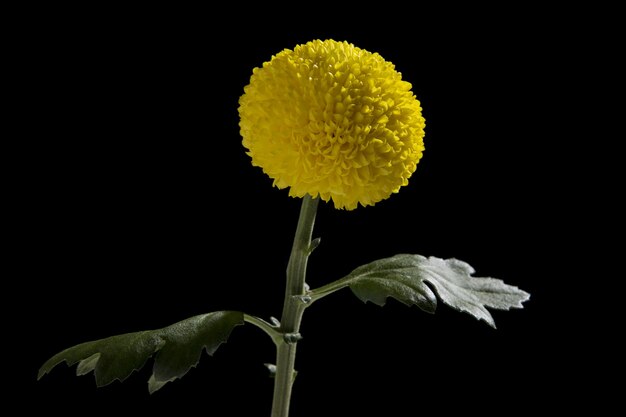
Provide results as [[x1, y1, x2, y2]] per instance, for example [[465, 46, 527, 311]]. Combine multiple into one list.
[[14, 5, 588, 416]]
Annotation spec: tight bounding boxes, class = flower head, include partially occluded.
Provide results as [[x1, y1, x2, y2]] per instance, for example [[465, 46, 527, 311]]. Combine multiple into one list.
[[239, 39, 425, 210]]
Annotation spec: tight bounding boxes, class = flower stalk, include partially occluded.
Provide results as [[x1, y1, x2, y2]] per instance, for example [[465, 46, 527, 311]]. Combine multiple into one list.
[[271, 194, 319, 417]]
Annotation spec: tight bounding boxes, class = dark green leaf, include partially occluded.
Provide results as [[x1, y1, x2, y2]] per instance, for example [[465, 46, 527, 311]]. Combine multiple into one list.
[[313, 255, 530, 328], [38, 311, 244, 393]]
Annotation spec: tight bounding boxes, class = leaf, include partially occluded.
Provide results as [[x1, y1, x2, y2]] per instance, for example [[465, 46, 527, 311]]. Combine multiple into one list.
[[38, 311, 244, 393], [311, 255, 530, 328]]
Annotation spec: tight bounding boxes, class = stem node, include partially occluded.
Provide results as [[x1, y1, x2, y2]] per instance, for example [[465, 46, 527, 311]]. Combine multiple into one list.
[[283, 333, 303, 344]]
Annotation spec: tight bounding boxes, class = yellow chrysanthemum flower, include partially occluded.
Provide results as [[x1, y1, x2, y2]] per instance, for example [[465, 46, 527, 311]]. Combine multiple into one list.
[[239, 39, 425, 210]]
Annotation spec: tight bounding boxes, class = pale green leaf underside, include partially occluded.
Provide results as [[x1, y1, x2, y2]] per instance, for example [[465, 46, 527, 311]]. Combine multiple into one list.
[[38, 311, 244, 393], [312, 254, 530, 328]]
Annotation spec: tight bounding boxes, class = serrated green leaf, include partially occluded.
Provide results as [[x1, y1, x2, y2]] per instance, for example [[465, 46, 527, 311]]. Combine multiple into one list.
[[76, 353, 100, 376], [148, 374, 169, 393], [311, 255, 530, 328], [38, 311, 244, 392]]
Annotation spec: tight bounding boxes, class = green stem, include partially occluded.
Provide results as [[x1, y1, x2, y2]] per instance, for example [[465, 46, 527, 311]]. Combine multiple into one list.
[[243, 314, 283, 346], [307, 279, 351, 304], [271, 195, 319, 417]]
